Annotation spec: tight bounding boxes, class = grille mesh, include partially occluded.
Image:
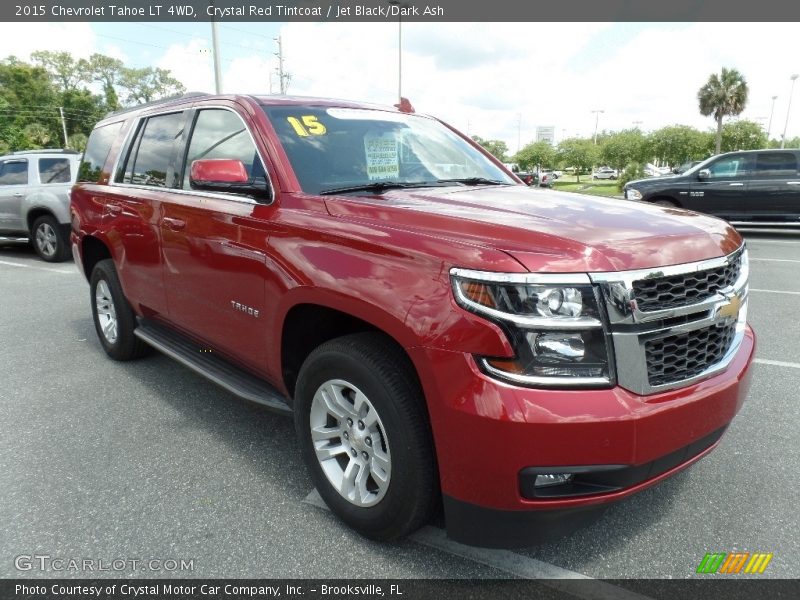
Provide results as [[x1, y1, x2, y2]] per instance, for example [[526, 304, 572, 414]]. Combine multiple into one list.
[[645, 322, 737, 387], [632, 252, 742, 312]]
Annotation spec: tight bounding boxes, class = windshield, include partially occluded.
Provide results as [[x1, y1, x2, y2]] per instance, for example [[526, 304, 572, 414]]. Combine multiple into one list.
[[262, 105, 516, 195]]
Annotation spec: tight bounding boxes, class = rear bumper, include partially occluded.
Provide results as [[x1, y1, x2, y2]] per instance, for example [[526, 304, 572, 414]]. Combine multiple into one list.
[[409, 325, 755, 546]]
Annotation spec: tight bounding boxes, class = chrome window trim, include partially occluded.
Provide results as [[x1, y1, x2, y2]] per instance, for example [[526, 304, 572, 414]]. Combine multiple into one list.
[[108, 182, 257, 206], [108, 104, 275, 204]]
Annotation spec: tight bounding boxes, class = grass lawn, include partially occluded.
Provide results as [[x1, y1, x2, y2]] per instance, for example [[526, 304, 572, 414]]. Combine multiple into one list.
[[551, 175, 623, 198]]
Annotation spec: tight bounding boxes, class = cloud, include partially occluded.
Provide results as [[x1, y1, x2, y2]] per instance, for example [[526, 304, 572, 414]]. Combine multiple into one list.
[[0, 22, 97, 61]]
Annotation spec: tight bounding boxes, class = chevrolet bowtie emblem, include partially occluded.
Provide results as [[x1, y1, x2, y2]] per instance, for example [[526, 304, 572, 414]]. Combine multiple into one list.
[[718, 294, 742, 319]]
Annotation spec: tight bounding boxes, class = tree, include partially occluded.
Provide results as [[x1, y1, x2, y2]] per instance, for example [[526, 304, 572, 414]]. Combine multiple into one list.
[[514, 141, 555, 171], [599, 129, 648, 170], [647, 125, 714, 166], [31, 50, 87, 92], [557, 138, 598, 183], [470, 135, 509, 162], [23, 122, 52, 147], [119, 67, 186, 106], [82, 53, 124, 111], [719, 120, 767, 151], [698, 67, 749, 155]]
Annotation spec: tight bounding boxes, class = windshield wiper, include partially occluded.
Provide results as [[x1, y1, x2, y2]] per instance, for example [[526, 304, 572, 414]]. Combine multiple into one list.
[[436, 177, 509, 186], [319, 181, 445, 195]]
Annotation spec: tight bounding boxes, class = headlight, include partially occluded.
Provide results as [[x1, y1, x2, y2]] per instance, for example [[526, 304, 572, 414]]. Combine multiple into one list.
[[451, 269, 615, 387], [626, 188, 642, 200]]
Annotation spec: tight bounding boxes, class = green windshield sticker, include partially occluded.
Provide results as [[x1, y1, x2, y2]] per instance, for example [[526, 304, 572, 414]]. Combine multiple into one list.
[[364, 133, 399, 180]]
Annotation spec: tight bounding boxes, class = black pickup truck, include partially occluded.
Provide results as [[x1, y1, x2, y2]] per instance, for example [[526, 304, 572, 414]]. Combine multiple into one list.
[[623, 149, 800, 225]]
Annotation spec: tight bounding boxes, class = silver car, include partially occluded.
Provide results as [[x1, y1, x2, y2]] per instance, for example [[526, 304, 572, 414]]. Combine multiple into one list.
[[0, 149, 81, 261]]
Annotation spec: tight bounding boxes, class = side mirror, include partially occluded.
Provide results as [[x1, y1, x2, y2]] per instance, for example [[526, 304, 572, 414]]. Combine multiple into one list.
[[190, 159, 270, 201], [698, 169, 711, 180]]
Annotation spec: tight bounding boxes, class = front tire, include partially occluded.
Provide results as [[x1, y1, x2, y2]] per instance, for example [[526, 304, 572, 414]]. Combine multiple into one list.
[[90, 259, 149, 361], [31, 215, 70, 262], [294, 333, 437, 541]]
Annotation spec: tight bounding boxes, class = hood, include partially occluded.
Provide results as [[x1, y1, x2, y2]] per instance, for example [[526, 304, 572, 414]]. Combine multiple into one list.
[[324, 185, 742, 273], [625, 173, 684, 188]]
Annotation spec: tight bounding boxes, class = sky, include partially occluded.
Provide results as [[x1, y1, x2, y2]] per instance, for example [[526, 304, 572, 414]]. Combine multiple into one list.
[[1, 21, 799, 152]]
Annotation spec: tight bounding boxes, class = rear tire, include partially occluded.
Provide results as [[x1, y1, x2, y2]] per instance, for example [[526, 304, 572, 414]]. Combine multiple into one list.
[[31, 215, 70, 262], [294, 332, 437, 541], [90, 259, 149, 361]]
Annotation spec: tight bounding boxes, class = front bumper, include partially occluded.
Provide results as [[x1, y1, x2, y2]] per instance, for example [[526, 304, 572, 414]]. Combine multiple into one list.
[[409, 325, 755, 547]]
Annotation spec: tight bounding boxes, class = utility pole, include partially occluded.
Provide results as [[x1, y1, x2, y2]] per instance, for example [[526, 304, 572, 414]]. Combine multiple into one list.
[[592, 109, 604, 144], [767, 95, 777, 141], [210, 2, 222, 93], [58, 107, 69, 147], [781, 75, 798, 149], [274, 35, 291, 94]]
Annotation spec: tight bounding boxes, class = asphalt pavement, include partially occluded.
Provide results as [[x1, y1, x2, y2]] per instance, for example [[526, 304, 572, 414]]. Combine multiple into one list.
[[0, 228, 798, 586]]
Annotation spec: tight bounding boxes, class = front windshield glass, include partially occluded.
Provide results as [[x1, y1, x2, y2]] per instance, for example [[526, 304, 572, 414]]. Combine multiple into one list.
[[262, 105, 515, 194]]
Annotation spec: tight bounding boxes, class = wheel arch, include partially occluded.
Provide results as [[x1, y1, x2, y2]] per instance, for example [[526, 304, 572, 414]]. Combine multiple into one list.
[[279, 301, 422, 401], [79, 235, 113, 280]]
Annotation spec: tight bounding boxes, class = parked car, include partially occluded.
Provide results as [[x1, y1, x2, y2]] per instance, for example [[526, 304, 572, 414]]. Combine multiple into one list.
[[592, 166, 618, 180], [515, 172, 535, 185], [0, 149, 81, 261], [71, 94, 753, 548], [623, 149, 800, 224], [534, 171, 554, 187]]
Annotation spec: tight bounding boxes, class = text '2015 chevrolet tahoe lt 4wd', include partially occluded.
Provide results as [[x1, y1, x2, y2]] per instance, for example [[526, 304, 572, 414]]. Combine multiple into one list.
[[70, 94, 755, 548]]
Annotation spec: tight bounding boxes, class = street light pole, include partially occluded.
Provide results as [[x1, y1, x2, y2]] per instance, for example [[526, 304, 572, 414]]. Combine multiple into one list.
[[591, 109, 604, 144], [767, 95, 778, 142], [209, 1, 222, 93], [388, 1, 409, 103], [781, 74, 798, 149]]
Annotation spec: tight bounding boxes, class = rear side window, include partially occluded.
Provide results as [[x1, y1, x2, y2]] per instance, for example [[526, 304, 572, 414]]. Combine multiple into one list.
[[754, 152, 798, 177], [123, 112, 185, 188], [0, 159, 28, 185], [79, 122, 123, 182], [38, 158, 71, 184]]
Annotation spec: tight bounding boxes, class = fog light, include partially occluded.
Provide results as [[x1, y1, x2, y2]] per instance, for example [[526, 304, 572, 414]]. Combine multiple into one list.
[[534, 473, 574, 488]]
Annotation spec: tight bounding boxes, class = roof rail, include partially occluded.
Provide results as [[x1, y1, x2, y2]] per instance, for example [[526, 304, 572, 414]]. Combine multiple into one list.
[[105, 92, 211, 118], [12, 149, 81, 155]]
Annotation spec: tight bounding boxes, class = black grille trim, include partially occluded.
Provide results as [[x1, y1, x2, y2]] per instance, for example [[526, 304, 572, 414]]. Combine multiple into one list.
[[645, 321, 737, 387], [632, 250, 742, 312]]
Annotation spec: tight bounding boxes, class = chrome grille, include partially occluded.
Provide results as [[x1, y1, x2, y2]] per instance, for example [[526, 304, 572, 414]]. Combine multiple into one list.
[[590, 245, 748, 395], [645, 321, 737, 387], [632, 250, 742, 312]]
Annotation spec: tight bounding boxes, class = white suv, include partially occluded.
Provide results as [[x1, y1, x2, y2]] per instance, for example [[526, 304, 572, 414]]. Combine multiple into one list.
[[0, 149, 81, 261]]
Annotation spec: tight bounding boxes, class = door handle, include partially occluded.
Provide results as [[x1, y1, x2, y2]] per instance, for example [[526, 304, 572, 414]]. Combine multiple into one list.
[[13, 193, 23, 197], [728, 183, 744, 187], [787, 181, 800, 185], [162, 217, 186, 231], [107, 203, 123, 215]]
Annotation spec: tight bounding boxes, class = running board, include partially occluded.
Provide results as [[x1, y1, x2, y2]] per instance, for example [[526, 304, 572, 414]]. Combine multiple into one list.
[[134, 320, 292, 415], [731, 221, 800, 227]]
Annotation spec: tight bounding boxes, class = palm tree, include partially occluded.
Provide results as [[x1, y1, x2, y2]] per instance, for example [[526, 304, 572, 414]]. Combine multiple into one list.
[[698, 68, 749, 155]]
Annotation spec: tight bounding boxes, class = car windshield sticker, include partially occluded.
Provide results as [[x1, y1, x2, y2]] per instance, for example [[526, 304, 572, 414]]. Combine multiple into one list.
[[364, 133, 399, 180], [286, 115, 327, 137]]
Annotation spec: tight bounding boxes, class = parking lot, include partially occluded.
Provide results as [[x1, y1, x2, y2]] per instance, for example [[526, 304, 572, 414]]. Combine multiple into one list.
[[0, 228, 798, 586]]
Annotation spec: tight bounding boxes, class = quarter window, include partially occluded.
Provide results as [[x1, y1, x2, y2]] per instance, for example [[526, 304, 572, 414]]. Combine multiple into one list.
[[79, 121, 123, 182], [123, 112, 185, 188], [182, 109, 264, 190], [0, 160, 28, 185], [38, 158, 71, 184]]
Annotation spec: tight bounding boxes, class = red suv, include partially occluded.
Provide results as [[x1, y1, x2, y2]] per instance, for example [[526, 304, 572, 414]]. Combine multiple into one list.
[[70, 94, 754, 547]]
